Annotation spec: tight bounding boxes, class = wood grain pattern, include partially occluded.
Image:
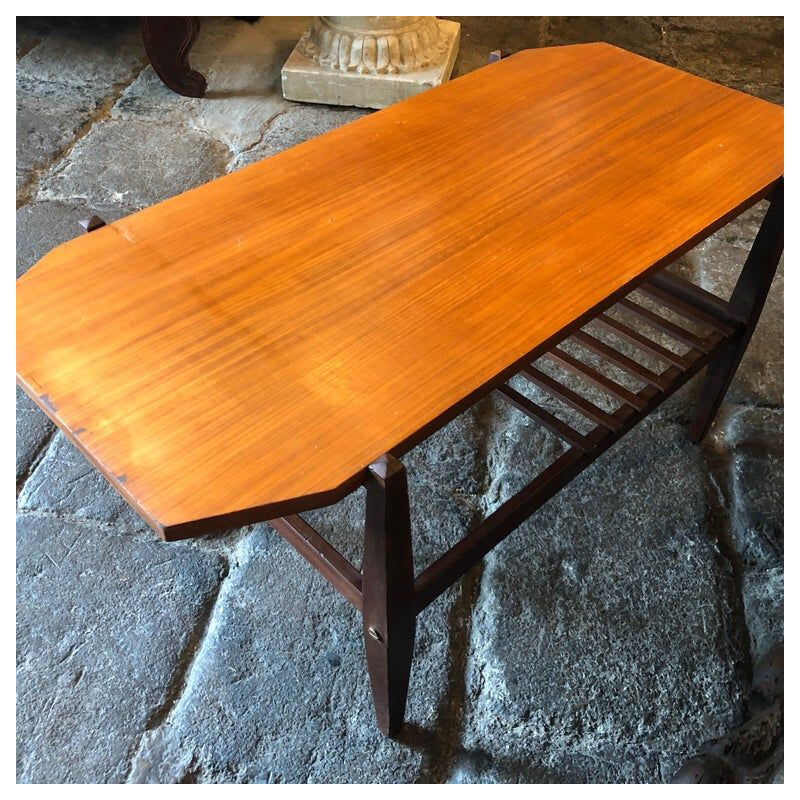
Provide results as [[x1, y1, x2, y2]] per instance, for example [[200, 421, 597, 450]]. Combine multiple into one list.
[[16, 44, 783, 539]]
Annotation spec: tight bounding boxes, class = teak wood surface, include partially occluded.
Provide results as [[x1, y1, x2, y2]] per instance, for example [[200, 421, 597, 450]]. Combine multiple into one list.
[[16, 44, 784, 539]]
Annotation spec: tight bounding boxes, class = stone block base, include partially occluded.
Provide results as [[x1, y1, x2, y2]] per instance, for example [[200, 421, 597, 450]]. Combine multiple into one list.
[[281, 19, 460, 110]]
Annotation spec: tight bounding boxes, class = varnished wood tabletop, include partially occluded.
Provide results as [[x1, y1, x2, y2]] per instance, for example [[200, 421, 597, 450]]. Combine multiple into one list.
[[16, 44, 783, 539]]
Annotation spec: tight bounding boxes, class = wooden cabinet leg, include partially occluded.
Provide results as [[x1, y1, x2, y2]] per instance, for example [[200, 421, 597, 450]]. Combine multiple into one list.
[[141, 17, 207, 98], [689, 178, 784, 442], [362, 454, 416, 736]]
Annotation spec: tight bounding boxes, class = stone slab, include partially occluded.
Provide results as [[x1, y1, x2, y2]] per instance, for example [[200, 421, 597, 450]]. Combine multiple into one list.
[[459, 419, 749, 782], [18, 432, 148, 532], [728, 409, 783, 570], [231, 105, 368, 171], [113, 18, 309, 155], [16, 199, 137, 278], [15, 14, 784, 784], [15, 77, 98, 200], [16, 20, 145, 90], [16, 387, 53, 484], [742, 567, 783, 663], [127, 411, 489, 783], [678, 204, 784, 406], [36, 119, 231, 209], [16, 514, 226, 782], [281, 20, 460, 109]]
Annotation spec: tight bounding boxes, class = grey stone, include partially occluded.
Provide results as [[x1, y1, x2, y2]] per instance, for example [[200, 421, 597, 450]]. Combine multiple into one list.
[[16, 200, 137, 278], [703, 407, 782, 668], [16, 387, 54, 484], [128, 411, 489, 783], [679, 211, 783, 406], [113, 18, 308, 155], [37, 119, 231, 208], [231, 106, 369, 171], [460, 419, 748, 783], [15, 18, 145, 200], [16, 74, 99, 117], [15, 14, 784, 784], [192, 15, 307, 62], [16, 514, 226, 782], [726, 406, 783, 450], [742, 567, 783, 664], [18, 432, 147, 532], [628, 206, 783, 409], [16, 25, 145, 90], [110, 68, 206, 127], [15, 78, 98, 199], [17, 200, 84, 277], [728, 409, 783, 570], [130, 528, 437, 784]]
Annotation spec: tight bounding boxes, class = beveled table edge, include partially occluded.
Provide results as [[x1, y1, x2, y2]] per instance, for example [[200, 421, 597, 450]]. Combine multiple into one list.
[[16, 177, 781, 540]]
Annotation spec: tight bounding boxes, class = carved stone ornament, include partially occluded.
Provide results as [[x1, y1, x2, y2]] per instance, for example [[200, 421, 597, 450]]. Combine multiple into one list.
[[299, 16, 450, 75], [281, 16, 461, 109]]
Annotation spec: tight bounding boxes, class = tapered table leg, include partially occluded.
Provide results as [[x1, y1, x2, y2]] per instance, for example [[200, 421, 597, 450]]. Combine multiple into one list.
[[690, 178, 784, 442], [362, 454, 416, 736]]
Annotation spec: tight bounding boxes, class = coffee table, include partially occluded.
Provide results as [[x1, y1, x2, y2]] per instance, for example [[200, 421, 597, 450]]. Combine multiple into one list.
[[16, 44, 784, 736]]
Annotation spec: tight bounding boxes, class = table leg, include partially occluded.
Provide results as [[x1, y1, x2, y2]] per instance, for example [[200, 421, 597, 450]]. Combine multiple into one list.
[[362, 454, 416, 736], [141, 17, 207, 98], [689, 178, 784, 442]]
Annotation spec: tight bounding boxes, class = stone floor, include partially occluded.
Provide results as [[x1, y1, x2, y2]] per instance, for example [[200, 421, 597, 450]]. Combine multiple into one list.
[[16, 17, 783, 784]]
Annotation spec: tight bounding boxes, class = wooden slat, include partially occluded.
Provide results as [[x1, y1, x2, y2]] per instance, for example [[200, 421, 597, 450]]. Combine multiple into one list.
[[16, 43, 783, 538], [493, 385, 592, 451], [414, 339, 727, 612], [594, 314, 695, 370], [570, 330, 671, 390], [616, 297, 717, 353], [415, 443, 590, 612], [646, 271, 741, 327], [520, 365, 622, 431], [269, 515, 363, 609], [637, 280, 737, 337], [544, 348, 647, 411]]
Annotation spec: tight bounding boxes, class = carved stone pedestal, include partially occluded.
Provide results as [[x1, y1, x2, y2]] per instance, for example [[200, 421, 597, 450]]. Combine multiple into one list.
[[281, 16, 460, 109]]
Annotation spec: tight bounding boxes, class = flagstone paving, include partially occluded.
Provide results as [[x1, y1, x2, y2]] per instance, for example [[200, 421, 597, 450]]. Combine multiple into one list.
[[16, 16, 783, 784]]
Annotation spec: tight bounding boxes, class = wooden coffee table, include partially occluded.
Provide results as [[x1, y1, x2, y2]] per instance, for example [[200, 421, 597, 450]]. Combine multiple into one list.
[[16, 44, 783, 736]]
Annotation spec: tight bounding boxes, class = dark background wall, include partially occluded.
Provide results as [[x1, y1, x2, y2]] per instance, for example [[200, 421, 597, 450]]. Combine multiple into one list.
[[445, 17, 783, 103]]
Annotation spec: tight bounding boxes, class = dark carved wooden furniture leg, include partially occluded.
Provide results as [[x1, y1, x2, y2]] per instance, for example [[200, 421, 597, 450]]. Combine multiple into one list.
[[141, 17, 207, 98], [362, 454, 416, 736], [688, 178, 784, 442]]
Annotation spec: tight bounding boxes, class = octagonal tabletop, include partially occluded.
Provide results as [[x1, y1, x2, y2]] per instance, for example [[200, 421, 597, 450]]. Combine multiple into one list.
[[17, 44, 783, 539]]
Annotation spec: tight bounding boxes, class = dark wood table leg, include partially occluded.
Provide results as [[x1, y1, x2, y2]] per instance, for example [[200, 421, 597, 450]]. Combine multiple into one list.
[[362, 454, 416, 736], [141, 17, 207, 98], [689, 177, 784, 442]]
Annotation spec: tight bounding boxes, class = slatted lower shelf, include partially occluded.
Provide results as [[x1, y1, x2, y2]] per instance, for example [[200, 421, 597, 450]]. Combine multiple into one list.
[[270, 271, 743, 613]]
